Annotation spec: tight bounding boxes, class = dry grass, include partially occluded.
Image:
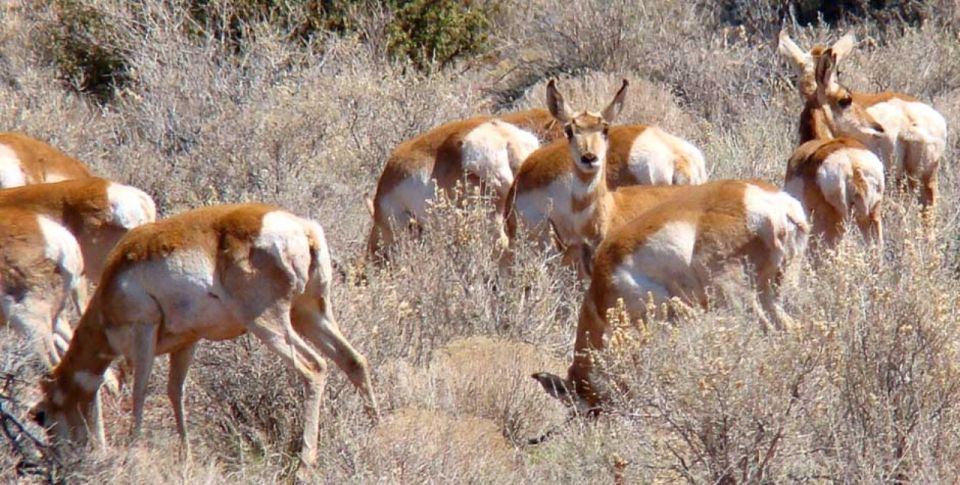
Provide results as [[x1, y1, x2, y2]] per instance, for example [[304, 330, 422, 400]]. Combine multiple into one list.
[[2, 0, 959, 483]]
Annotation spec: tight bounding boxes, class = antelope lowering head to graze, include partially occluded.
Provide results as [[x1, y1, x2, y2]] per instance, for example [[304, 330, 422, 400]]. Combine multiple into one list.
[[0, 133, 94, 188], [367, 109, 562, 260], [0, 177, 157, 282], [502, 79, 708, 275], [1, 207, 85, 370], [779, 30, 947, 209], [532, 180, 809, 410], [31, 203, 379, 469]]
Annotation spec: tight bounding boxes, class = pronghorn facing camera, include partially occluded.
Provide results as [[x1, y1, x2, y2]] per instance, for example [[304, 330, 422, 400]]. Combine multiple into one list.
[[0, 133, 94, 188], [0, 207, 85, 370], [367, 109, 561, 260], [779, 31, 947, 208], [0, 177, 157, 282], [532, 179, 809, 409], [503, 79, 708, 275], [31, 204, 379, 469]]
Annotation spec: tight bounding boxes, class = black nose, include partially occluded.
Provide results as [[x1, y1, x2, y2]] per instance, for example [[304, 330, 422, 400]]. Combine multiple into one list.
[[32, 409, 46, 425], [581, 153, 598, 165]]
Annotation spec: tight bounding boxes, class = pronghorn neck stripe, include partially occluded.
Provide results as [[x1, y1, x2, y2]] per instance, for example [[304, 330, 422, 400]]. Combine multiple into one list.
[[52, 292, 116, 397]]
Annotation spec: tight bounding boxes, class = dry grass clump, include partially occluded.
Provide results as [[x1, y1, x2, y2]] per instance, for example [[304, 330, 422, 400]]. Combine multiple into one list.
[[427, 336, 568, 443], [356, 407, 516, 483], [1, 0, 959, 482]]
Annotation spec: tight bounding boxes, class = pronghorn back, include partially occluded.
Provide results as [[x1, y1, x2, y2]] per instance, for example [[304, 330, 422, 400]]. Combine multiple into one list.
[[0, 133, 93, 188], [0, 178, 157, 279]]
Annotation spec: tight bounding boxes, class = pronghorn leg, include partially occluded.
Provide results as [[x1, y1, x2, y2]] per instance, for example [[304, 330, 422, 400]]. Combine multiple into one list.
[[71, 277, 89, 316], [7, 298, 59, 370], [167, 342, 197, 460], [246, 308, 328, 469], [921, 170, 938, 231], [756, 274, 793, 332], [291, 297, 379, 421], [130, 321, 158, 442], [89, 389, 106, 449]]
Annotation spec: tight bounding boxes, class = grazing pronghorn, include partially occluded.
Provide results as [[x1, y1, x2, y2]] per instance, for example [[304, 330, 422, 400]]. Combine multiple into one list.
[[367, 109, 561, 259], [0, 177, 157, 281], [502, 80, 707, 267], [531, 178, 809, 409], [1, 207, 85, 370], [502, 79, 708, 275], [778, 31, 947, 208], [0, 133, 93, 188], [31, 203, 379, 469]]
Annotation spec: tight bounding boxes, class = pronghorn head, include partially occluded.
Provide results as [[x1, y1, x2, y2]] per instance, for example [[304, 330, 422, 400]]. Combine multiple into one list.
[[814, 42, 886, 143], [531, 372, 594, 413], [31, 376, 83, 443], [546, 79, 629, 175], [779, 31, 855, 100]]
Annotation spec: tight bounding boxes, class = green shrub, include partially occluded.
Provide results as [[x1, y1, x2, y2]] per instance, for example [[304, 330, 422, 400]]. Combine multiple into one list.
[[41, 0, 131, 102], [387, 0, 497, 71]]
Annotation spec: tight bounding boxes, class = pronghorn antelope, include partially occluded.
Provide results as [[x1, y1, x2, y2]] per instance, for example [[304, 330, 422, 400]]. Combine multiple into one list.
[[367, 109, 561, 259], [0, 133, 94, 188], [778, 33, 886, 252], [502, 79, 708, 274], [0, 177, 157, 282], [532, 179, 809, 409], [502, 80, 707, 265], [1, 207, 85, 370], [31, 203, 379, 469], [779, 31, 947, 208]]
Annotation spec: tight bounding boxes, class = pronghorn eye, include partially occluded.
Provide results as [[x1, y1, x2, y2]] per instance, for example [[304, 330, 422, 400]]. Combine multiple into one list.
[[838, 96, 853, 108], [602, 125, 610, 136], [564, 126, 574, 139]]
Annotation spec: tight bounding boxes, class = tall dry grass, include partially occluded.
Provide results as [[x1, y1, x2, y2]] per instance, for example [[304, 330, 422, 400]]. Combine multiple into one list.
[[1, 0, 959, 483]]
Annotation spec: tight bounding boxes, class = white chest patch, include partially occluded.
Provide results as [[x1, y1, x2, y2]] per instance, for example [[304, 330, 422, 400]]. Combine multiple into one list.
[[384, 169, 434, 222], [0, 143, 26, 188], [73, 370, 103, 393]]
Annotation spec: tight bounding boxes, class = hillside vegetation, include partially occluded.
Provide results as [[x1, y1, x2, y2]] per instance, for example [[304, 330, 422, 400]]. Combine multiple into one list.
[[2, 0, 960, 482]]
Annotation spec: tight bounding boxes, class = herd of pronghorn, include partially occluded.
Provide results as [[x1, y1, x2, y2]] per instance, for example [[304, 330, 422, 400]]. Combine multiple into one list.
[[0, 31, 948, 469]]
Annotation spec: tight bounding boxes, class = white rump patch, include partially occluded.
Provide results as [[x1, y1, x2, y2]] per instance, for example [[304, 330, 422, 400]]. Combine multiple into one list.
[[462, 120, 540, 196], [743, 185, 808, 267], [107, 183, 158, 229], [256, 211, 312, 292], [298, 217, 333, 287], [627, 127, 679, 185], [0, 143, 26, 188]]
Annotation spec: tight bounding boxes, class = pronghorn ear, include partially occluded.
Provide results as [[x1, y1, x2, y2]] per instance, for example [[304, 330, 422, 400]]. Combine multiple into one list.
[[546, 79, 573, 123], [830, 32, 857, 63], [815, 49, 838, 94], [601, 79, 629, 123], [532, 372, 572, 400], [777, 30, 811, 69]]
